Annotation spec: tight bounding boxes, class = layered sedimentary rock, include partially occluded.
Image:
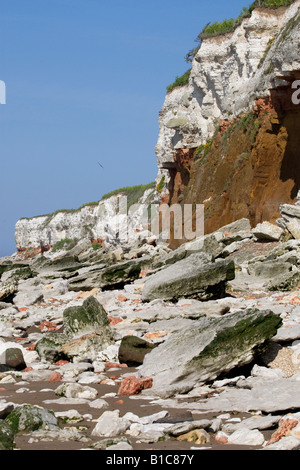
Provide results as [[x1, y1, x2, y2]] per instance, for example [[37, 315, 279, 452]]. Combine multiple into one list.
[[15, 186, 158, 253], [138, 308, 282, 397], [155, 1, 300, 245]]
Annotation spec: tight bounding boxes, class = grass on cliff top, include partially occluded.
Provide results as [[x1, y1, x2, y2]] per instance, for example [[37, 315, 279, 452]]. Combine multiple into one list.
[[199, 0, 296, 40], [101, 181, 156, 209], [183, 0, 296, 63], [20, 200, 100, 221], [167, 69, 191, 93], [20, 182, 156, 223]]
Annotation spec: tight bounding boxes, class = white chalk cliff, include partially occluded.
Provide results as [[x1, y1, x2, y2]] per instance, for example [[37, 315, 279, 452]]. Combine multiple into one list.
[[15, 1, 300, 251], [15, 187, 158, 251], [155, 1, 300, 183]]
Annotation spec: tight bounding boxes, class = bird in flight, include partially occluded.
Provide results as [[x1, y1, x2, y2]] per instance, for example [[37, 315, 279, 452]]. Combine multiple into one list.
[[98, 162, 104, 169]]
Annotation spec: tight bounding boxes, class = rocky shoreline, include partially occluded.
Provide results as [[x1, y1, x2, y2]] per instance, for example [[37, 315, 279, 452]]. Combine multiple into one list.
[[1, 201, 300, 451]]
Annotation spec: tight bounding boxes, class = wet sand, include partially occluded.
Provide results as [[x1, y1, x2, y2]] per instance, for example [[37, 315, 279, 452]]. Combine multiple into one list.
[[0, 367, 269, 452]]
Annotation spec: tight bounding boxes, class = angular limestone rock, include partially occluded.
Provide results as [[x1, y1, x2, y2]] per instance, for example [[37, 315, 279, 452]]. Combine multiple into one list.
[[91, 410, 131, 438], [252, 221, 284, 242], [35, 297, 114, 362], [5, 405, 58, 434], [34, 333, 69, 363], [138, 309, 282, 397], [3, 348, 26, 371], [63, 296, 110, 337], [59, 331, 114, 362], [142, 253, 235, 302]]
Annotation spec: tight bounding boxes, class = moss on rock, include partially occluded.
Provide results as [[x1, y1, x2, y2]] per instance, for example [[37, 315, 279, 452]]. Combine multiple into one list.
[[0, 421, 14, 450], [5, 405, 58, 435], [63, 296, 109, 337]]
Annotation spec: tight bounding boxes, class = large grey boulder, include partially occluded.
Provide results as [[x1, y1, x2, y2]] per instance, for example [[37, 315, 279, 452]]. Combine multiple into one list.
[[13, 278, 43, 307], [185, 378, 300, 415], [35, 297, 114, 362], [247, 258, 300, 292], [141, 253, 235, 302], [216, 218, 251, 235], [34, 332, 70, 363], [63, 296, 110, 337], [152, 234, 223, 271], [279, 204, 300, 239], [2, 348, 27, 371], [5, 405, 58, 434], [0, 280, 19, 302], [138, 309, 282, 397], [68, 256, 152, 291], [252, 221, 285, 242]]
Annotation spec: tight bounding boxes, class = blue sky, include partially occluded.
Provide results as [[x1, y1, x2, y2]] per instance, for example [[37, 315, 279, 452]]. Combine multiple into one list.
[[0, 0, 249, 256]]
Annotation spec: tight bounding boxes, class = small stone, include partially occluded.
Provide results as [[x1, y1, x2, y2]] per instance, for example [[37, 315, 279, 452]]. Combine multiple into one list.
[[144, 331, 168, 341], [228, 428, 265, 446], [91, 410, 130, 438], [214, 431, 229, 444], [48, 372, 63, 382], [117, 376, 153, 396], [2, 348, 27, 371], [38, 321, 58, 332], [55, 383, 98, 400], [105, 362, 128, 369], [177, 429, 210, 445], [89, 398, 109, 410]]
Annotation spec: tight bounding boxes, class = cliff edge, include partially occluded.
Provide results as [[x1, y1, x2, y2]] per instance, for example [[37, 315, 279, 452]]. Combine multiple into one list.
[[155, 0, 300, 246]]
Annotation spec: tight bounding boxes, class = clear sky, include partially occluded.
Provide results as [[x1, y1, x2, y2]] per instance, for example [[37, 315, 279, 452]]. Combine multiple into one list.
[[0, 0, 249, 257]]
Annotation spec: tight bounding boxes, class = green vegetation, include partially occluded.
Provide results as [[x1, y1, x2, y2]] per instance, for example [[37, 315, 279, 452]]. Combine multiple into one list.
[[199, 1, 295, 40], [222, 110, 263, 154], [156, 176, 166, 193], [258, 37, 275, 68], [183, 0, 296, 63], [20, 200, 100, 222], [92, 242, 101, 251], [20, 182, 156, 226], [185, 47, 201, 64], [234, 152, 251, 171], [166, 69, 191, 93], [101, 182, 156, 210], [264, 61, 275, 75], [194, 140, 212, 161], [277, 8, 300, 43], [52, 238, 76, 252]]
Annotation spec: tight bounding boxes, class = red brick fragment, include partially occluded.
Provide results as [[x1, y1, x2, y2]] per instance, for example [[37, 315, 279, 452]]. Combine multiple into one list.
[[117, 376, 153, 396], [266, 417, 299, 446]]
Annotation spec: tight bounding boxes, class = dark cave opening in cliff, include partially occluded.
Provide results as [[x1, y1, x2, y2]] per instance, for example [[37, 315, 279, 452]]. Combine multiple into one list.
[[270, 74, 300, 201]]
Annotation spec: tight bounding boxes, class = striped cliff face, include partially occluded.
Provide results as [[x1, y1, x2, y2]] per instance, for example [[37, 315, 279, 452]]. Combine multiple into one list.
[[154, 1, 300, 247]]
